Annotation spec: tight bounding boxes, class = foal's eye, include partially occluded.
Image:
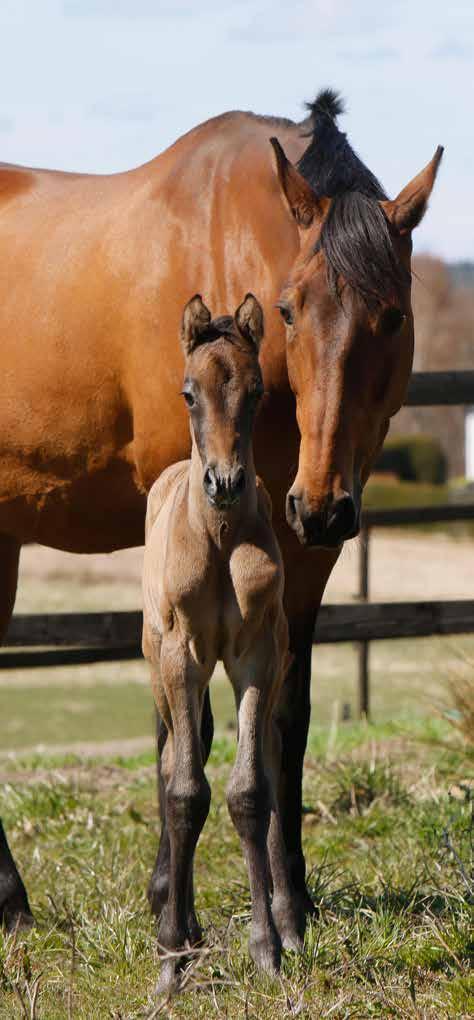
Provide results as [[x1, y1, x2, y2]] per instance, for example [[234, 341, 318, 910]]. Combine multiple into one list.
[[277, 304, 294, 326], [381, 307, 406, 335], [182, 391, 195, 408]]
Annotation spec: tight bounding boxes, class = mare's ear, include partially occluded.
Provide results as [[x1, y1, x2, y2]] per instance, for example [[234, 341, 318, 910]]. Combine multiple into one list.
[[270, 137, 330, 229], [381, 146, 444, 235], [235, 293, 264, 351], [181, 294, 212, 354]]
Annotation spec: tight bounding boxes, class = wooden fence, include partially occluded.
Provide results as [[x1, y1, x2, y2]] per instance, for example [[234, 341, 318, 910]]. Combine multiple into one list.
[[2, 370, 474, 718]]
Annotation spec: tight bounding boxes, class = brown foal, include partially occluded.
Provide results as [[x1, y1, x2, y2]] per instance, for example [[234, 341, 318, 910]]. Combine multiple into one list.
[[142, 295, 304, 991]]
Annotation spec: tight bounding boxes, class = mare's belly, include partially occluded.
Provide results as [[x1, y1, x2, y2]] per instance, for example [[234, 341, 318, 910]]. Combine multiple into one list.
[[0, 454, 146, 553]]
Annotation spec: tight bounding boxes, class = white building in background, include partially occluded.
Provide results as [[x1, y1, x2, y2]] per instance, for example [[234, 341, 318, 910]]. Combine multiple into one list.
[[466, 408, 474, 480]]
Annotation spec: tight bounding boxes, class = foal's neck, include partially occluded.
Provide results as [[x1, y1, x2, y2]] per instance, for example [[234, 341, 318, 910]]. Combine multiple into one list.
[[188, 442, 258, 548]]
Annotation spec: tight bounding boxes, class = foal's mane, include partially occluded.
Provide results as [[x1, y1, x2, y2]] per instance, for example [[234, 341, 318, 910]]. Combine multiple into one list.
[[296, 89, 407, 307]]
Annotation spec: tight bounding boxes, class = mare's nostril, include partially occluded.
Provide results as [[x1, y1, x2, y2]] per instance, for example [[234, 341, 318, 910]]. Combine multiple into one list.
[[286, 493, 298, 521], [327, 495, 356, 538]]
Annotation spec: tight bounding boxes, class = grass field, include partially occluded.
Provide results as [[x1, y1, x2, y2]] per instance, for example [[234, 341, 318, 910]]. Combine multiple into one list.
[[0, 534, 473, 1017], [0, 718, 472, 1019]]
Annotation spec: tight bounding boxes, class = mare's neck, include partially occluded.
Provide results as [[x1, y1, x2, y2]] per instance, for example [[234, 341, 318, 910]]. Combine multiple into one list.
[[187, 442, 258, 547]]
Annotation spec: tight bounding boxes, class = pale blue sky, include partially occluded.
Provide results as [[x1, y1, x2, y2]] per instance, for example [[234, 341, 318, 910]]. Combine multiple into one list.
[[0, 0, 472, 258]]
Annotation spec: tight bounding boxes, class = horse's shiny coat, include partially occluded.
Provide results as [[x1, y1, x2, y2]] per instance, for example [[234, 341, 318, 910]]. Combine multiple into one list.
[[0, 90, 442, 927]]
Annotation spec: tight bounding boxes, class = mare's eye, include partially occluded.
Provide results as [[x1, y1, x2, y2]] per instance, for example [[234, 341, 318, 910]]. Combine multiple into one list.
[[381, 308, 406, 335], [182, 391, 195, 408], [277, 304, 294, 326]]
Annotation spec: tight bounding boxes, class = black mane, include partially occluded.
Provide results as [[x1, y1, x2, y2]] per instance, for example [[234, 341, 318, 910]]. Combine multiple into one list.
[[297, 89, 407, 306]]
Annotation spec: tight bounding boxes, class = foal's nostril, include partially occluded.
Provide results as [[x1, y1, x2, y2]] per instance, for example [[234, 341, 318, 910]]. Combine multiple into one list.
[[232, 467, 246, 497], [203, 466, 217, 498]]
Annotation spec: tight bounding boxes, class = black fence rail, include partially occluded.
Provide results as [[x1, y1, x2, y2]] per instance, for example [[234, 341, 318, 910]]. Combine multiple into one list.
[[2, 598, 474, 671], [2, 371, 474, 718]]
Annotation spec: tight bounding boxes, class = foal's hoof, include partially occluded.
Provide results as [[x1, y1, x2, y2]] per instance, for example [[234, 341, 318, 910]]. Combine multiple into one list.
[[155, 959, 179, 998], [249, 930, 281, 976], [272, 897, 306, 953]]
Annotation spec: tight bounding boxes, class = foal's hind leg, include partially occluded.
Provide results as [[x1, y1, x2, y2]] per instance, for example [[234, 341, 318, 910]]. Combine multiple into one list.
[[0, 535, 34, 930], [148, 688, 214, 932], [225, 631, 282, 975]]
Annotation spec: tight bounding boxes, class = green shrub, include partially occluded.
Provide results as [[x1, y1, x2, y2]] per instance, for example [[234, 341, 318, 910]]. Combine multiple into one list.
[[376, 434, 447, 485]]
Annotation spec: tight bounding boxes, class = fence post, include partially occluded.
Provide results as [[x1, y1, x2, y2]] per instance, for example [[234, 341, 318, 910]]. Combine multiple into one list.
[[358, 526, 370, 719]]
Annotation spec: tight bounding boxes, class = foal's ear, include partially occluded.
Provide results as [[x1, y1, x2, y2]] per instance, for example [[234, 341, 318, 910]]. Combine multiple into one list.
[[181, 294, 212, 354], [235, 293, 264, 351], [381, 146, 444, 235], [270, 137, 330, 229]]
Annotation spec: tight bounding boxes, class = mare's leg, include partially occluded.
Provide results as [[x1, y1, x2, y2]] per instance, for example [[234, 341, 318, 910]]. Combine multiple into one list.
[[266, 714, 306, 951], [276, 611, 316, 915], [225, 626, 282, 975], [156, 641, 211, 994], [148, 688, 214, 924], [0, 535, 34, 930]]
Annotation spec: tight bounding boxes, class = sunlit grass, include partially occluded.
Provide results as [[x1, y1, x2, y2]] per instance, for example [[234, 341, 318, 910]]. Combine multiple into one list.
[[0, 720, 472, 1019]]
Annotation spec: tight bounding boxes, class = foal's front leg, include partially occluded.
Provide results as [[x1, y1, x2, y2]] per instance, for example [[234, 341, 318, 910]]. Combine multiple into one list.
[[226, 641, 281, 975], [156, 640, 211, 994], [148, 688, 214, 933]]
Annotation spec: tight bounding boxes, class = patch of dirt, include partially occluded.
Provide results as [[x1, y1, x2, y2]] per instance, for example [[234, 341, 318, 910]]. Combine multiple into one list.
[[18, 531, 474, 602], [0, 735, 154, 764], [325, 530, 474, 602], [20, 543, 143, 584]]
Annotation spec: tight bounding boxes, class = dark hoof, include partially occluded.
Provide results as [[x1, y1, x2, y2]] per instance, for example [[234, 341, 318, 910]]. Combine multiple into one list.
[[1, 882, 35, 933], [295, 887, 318, 919], [3, 905, 35, 934], [0, 822, 34, 932], [272, 895, 306, 953], [187, 912, 203, 947], [249, 928, 281, 975]]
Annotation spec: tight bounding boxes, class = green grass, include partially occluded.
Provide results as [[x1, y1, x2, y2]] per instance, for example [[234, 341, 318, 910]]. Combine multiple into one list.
[[1, 555, 473, 1015], [363, 478, 474, 537], [363, 478, 450, 510], [0, 722, 472, 1018]]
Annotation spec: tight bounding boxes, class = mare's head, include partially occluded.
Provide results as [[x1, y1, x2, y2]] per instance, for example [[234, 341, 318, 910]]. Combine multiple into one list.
[[271, 90, 443, 547], [180, 293, 264, 510]]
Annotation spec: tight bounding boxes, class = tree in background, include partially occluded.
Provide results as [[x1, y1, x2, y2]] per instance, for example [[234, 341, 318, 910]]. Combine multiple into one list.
[[390, 256, 474, 477]]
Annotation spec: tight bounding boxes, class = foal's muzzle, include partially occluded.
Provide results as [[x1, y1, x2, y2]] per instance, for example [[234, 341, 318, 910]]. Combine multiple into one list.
[[203, 464, 246, 509], [286, 489, 360, 548]]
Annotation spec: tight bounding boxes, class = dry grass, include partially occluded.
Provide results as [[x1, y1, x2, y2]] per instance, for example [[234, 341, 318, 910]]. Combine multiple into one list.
[[0, 720, 473, 1019]]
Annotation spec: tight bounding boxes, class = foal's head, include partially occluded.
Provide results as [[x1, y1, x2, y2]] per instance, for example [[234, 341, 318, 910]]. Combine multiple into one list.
[[270, 90, 443, 548], [180, 294, 264, 510]]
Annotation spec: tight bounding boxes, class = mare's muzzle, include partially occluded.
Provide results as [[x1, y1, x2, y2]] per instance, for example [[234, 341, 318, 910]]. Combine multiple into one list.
[[203, 464, 246, 509], [286, 489, 360, 548]]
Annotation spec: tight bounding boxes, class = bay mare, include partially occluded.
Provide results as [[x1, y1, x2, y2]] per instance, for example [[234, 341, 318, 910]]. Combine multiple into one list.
[[0, 89, 442, 927]]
